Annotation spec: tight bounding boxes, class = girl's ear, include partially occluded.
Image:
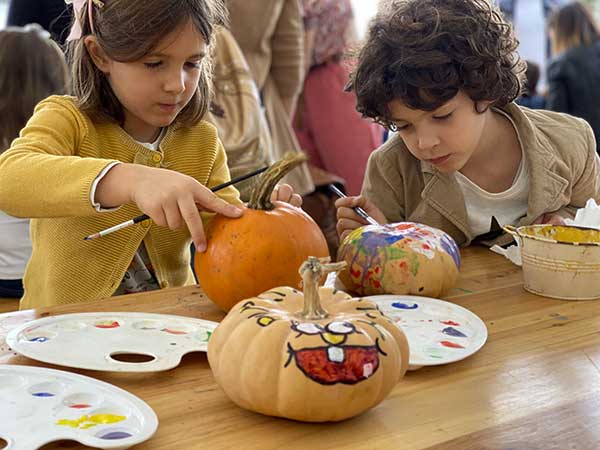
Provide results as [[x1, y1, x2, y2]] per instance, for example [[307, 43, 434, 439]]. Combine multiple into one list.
[[84, 36, 111, 74]]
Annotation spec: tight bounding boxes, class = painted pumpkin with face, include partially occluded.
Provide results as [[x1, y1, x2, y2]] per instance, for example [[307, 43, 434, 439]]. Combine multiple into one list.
[[337, 222, 461, 297], [208, 257, 409, 422]]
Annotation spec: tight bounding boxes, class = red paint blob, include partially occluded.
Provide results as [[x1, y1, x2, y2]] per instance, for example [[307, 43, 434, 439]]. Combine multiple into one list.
[[441, 320, 460, 326], [163, 328, 188, 335], [95, 321, 119, 329], [440, 340, 465, 349]]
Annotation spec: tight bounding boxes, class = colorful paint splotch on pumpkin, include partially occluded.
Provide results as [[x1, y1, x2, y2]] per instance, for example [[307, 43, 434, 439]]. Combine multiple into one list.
[[338, 222, 461, 296]]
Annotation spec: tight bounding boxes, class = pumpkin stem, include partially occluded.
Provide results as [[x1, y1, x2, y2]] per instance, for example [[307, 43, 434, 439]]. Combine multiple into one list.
[[298, 257, 347, 320], [247, 152, 308, 210]]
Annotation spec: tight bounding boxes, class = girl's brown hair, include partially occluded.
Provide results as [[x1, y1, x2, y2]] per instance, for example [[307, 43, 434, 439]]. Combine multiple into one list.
[[347, 0, 525, 130], [0, 25, 69, 152], [66, 0, 227, 126], [548, 1, 600, 56]]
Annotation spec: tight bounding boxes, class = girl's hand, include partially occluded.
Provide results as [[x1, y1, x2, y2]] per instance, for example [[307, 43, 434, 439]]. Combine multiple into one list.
[[271, 183, 302, 207], [335, 196, 387, 242], [95, 164, 243, 252], [533, 213, 566, 226]]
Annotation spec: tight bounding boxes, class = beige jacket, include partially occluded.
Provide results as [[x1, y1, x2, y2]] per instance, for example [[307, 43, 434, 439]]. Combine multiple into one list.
[[227, 0, 314, 195], [362, 104, 600, 247]]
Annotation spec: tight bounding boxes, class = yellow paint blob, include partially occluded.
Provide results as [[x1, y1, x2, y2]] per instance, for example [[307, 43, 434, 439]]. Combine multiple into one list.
[[523, 226, 600, 244], [322, 332, 346, 345], [56, 414, 126, 429], [258, 316, 275, 326]]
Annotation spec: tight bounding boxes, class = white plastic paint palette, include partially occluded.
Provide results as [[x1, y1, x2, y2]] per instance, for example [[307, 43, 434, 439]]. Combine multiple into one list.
[[365, 295, 488, 369], [0, 365, 157, 450], [6, 312, 218, 372]]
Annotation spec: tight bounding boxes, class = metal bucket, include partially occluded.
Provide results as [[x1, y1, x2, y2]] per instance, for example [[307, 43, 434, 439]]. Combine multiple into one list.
[[504, 225, 600, 300]]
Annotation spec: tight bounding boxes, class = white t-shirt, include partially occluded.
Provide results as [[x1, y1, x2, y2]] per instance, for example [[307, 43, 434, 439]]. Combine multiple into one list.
[[0, 210, 32, 279], [455, 113, 529, 237]]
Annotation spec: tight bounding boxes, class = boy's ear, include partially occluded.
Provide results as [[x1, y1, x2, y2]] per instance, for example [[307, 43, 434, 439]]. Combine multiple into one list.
[[474, 100, 493, 114], [84, 36, 111, 74]]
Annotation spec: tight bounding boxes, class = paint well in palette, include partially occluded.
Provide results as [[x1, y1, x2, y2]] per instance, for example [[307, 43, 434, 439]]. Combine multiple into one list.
[[366, 295, 488, 367], [0, 365, 157, 448], [8, 312, 218, 372]]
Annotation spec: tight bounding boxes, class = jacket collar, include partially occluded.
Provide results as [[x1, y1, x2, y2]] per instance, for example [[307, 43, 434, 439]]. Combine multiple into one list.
[[418, 103, 569, 243]]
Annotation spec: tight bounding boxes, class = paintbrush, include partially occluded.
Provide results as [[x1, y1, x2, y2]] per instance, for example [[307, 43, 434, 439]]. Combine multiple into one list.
[[328, 184, 380, 226], [84, 166, 268, 241]]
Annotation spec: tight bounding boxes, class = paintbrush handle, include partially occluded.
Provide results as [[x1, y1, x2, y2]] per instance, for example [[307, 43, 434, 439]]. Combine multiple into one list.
[[328, 184, 379, 226], [84, 165, 268, 241]]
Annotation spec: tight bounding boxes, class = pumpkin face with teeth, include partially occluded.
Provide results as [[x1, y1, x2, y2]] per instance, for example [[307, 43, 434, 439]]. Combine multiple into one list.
[[208, 258, 409, 422]]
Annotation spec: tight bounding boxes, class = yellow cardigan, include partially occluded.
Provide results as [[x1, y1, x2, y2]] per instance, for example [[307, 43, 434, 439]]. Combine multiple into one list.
[[0, 96, 241, 309]]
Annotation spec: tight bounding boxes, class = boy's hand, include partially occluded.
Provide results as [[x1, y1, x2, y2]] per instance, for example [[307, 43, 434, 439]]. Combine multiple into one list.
[[533, 213, 566, 226], [271, 183, 302, 207], [95, 164, 243, 252], [336, 196, 387, 242]]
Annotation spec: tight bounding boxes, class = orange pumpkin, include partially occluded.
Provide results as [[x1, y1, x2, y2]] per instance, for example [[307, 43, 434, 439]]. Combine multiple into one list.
[[208, 257, 409, 422], [196, 154, 329, 311]]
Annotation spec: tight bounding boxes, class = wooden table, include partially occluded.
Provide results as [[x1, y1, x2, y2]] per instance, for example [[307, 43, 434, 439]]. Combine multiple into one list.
[[2, 247, 600, 449]]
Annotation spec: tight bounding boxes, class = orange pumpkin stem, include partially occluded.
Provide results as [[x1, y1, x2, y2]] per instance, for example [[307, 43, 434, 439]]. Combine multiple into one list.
[[247, 152, 308, 210], [298, 257, 347, 320]]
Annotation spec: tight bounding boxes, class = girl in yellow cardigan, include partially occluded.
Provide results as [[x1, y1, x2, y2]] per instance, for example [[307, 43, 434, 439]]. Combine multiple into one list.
[[0, 0, 300, 309]]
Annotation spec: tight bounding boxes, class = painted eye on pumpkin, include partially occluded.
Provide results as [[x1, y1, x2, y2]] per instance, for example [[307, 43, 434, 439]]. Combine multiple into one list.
[[326, 322, 356, 335], [292, 322, 325, 335], [257, 316, 277, 327]]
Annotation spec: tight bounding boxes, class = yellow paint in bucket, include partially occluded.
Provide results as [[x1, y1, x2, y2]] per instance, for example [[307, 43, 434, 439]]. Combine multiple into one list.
[[504, 225, 600, 300]]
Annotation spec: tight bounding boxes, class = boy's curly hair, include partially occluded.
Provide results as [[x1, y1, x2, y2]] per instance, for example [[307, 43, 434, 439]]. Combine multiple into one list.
[[348, 0, 525, 129]]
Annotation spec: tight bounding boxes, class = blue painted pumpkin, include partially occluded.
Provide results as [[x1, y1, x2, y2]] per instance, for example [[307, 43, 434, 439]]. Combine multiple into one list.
[[337, 222, 461, 297]]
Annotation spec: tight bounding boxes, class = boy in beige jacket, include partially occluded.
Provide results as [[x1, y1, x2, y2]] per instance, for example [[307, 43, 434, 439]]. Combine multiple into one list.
[[336, 0, 600, 247]]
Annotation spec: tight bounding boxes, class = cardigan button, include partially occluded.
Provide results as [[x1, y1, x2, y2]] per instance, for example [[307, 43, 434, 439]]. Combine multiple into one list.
[[140, 220, 151, 229], [152, 154, 162, 164], [160, 280, 169, 288]]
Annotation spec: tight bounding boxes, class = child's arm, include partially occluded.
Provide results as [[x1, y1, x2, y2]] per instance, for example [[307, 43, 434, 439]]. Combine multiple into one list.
[[335, 149, 405, 241], [95, 138, 243, 252], [336, 196, 387, 242], [0, 98, 121, 218]]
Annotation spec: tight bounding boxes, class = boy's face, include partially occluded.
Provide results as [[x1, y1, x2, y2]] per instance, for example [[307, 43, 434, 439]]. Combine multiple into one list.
[[95, 20, 207, 142], [388, 91, 490, 173]]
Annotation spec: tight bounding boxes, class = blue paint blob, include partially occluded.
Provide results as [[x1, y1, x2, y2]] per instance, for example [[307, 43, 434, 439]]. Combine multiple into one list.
[[101, 431, 132, 440], [392, 302, 419, 310], [441, 235, 461, 268], [29, 336, 49, 343], [442, 327, 467, 338], [361, 231, 406, 249], [32, 392, 54, 397]]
